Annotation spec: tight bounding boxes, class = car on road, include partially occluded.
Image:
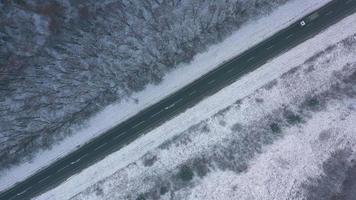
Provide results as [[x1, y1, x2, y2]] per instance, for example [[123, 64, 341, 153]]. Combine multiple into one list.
[[300, 12, 320, 27], [300, 20, 306, 26]]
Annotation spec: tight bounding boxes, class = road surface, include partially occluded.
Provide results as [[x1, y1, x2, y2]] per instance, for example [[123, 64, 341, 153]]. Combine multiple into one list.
[[1, 0, 356, 199]]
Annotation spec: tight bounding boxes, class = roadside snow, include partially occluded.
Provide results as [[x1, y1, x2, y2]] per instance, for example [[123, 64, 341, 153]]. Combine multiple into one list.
[[34, 6, 356, 200], [0, 0, 332, 192], [189, 101, 356, 200]]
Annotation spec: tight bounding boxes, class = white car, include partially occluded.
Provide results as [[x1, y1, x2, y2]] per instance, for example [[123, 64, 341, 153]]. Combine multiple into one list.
[[300, 20, 306, 27]]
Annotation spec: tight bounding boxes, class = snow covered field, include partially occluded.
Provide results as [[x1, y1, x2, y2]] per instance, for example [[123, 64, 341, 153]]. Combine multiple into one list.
[[35, 7, 356, 200], [0, 0, 332, 192]]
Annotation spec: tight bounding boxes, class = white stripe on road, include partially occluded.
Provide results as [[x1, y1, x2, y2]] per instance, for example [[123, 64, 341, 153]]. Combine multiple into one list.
[[16, 186, 32, 196], [171, 98, 183, 106], [16, 191, 26, 196], [247, 56, 255, 62], [286, 33, 294, 39], [227, 68, 234, 73], [325, 10, 333, 16], [71, 158, 80, 164], [57, 165, 69, 173], [165, 98, 183, 110], [38, 176, 51, 183], [78, 153, 88, 161], [94, 143, 107, 151], [266, 45, 274, 50], [132, 121, 145, 129], [151, 110, 164, 118], [208, 79, 216, 85], [114, 131, 126, 140], [23, 186, 32, 193], [189, 90, 197, 96]]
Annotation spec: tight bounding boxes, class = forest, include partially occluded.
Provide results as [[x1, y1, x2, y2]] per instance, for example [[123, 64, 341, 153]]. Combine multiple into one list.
[[0, 0, 289, 171]]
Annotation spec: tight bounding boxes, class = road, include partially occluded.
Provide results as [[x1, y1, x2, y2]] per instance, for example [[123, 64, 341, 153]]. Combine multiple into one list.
[[1, 0, 356, 199]]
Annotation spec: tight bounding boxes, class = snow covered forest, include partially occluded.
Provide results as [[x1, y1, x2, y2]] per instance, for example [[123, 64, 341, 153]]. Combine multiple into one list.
[[0, 0, 291, 172]]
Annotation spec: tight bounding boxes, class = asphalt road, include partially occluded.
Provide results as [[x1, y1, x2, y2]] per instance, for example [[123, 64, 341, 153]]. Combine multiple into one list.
[[1, 0, 356, 199]]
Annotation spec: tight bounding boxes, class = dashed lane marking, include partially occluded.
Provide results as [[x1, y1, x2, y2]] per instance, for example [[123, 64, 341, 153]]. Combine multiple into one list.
[[171, 98, 183, 105], [38, 176, 51, 184], [325, 10, 333, 16], [246, 56, 255, 63], [151, 110, 164, 118], [286, 33, 294, 39], [132, 121, 145, 129], [266, 45, 274, 50], [16, 186, 32, 196], [189, 91, 197, 96], [94, 143, 107, 151], [208, 79, 216, 85], [114, 131, 126, 140], [56, 165, 69, 173]]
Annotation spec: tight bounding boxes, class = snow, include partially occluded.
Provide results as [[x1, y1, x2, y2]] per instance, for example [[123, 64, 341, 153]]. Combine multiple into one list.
[[34, 5, 356, 200], [0, 0, 331, 194], [189, 102, 356, 200]]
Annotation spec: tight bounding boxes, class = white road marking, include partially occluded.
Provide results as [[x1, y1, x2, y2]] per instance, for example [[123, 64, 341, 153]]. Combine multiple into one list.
[[151, 109, 164, 118], [71, 158, 81, 164], [94, 143, 107, 151], [23, 186, 32, 193], [325, 10, 333, 16], [57, 165, 69, 173], [78, 153, 88, 161], [132, 121, 145, 129], [227, 68, 234, 73], [286, 33, 294, 39], [247, 56, 255, 62], [189, 90, 197, 96], [266, 45, 274, 50], [306, 22, 312, 27], [172, 98, 183, 105], [114, 131, 126, 139], [208, 79, 216, 85], [165, 98, 183, 110], [16, 191, 26, 196], [165, 104, 174, 110], [16, 186, 32, 196], [38, 176, 51, 183]]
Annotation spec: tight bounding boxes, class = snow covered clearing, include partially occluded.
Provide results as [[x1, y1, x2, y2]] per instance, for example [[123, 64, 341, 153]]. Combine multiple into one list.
[[189, 105, 356, 200], [35, 7, 356, 200], [0, 0, 332, 192]]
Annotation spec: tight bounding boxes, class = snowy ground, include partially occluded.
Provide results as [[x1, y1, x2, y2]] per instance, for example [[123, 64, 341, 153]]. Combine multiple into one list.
[[0, 0, 332, 192], [35, 7, 356, 200]]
